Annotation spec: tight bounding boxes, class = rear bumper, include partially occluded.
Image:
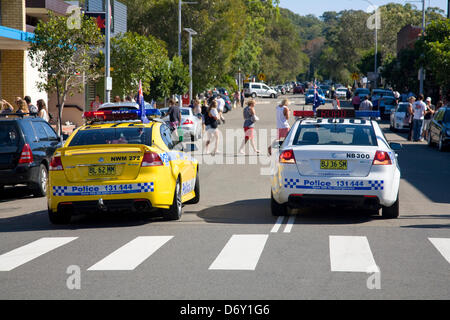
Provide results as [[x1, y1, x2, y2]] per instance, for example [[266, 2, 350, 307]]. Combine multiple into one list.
[[0, 165, 39, 186], [56, 198, 154, 215], [288, 194, 380, 210]]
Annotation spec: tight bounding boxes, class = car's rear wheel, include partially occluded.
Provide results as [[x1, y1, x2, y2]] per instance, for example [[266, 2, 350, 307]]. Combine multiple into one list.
[[427, 131, 433, 146], [251, 93, 256, 98], [271, 191, 287, 216], [271, 93, 275, 98], [48, 207, 72, 224], [32, 164, 48, 197], [381, 193, 399, 219], [163, 178, 182, 221], [438, 134, 446, 152]]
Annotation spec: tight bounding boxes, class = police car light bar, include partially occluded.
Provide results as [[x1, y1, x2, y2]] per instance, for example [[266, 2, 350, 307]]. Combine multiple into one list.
[[293, 109, 380, 119], [83, 109, 161, 122]]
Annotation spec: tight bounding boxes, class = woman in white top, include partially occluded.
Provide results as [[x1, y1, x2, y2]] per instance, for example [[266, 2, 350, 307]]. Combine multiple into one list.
[[276, 99, 290, 139], [37, 99, 49, 122]]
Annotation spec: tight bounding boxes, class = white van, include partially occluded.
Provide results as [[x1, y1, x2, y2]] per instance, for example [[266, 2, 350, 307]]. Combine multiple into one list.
[[244, 82, 278, 98]]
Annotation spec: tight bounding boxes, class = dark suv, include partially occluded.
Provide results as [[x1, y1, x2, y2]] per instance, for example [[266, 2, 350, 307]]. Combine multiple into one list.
[[0, 114, 61, 197]]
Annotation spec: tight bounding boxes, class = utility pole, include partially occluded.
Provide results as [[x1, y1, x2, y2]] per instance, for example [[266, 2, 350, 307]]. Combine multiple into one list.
[[184, 28, 197, 104], [105, 0, 111, 103], [419, 0, 425, 94]]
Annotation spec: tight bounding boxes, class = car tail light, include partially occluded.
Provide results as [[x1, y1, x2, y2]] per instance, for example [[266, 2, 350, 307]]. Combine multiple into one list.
[[49, 156, 64, 171], [183, 119, 194, 125], [141, 152, 163, 167], [18, 144, 33, 164], [279, 150, 296, 164], [372, 151, 392, 165]]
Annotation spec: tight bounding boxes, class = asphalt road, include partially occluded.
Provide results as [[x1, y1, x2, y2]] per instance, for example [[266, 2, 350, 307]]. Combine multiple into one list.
[[0, 93, 449, 300]]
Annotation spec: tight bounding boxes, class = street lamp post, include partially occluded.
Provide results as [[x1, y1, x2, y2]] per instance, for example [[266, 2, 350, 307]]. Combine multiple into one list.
[[184, 28, 197, 104], [419, 0, 426, 94], [105, 0, 111, 103]]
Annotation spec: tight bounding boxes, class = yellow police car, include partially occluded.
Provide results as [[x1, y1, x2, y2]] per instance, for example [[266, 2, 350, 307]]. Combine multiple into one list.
[[47, 108, 199, 224]]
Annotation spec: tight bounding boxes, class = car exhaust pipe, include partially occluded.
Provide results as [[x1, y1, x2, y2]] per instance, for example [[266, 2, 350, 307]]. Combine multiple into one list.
[[97, 198, 107, 212]]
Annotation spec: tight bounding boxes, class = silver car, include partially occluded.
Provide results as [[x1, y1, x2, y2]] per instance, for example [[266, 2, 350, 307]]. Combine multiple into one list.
[[160, 107, 202, 141], [390, 103, 410, 131]]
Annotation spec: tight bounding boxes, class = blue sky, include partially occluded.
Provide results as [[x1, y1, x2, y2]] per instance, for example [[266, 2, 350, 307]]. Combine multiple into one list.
[[278, 0, 448, 17]]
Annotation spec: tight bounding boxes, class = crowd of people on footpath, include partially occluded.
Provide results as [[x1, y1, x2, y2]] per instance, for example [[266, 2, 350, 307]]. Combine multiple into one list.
[[1, 96, 50, 122]]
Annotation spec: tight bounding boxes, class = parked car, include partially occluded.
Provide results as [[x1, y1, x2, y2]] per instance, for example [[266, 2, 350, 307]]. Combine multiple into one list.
[[335, 88, 348, 100], [160, 107, 202, 141], [390, 103, 410, 132], [379, 96, 398, 119], [218, 93, 232, 113], [293, 85, 304, 94], [320, 85, 331, 98], [244, 82, 279, 98], [427, 106, 450, 152], [0, 114, 61, 197], [217, 87, 229, 96], [276, 85, 286, 95], [305, 89, 326, 105], [354, 88, 370, 99]]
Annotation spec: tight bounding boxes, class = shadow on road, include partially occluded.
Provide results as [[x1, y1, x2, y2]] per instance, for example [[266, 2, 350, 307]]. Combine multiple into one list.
[[0, 209, 163, 233], [0, 186, 35, 203], [196, 198, 381, 225]]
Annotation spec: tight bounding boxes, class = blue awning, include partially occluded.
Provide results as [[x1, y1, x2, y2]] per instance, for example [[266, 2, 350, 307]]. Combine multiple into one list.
[[0, 25, 34, 42]]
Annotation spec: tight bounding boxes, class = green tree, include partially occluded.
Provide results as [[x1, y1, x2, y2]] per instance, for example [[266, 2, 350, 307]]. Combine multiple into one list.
[[169, 56, 189, 97], [28, 12, 103, 136], [416, 19, 450, 96], [101, 32, 168, 98]]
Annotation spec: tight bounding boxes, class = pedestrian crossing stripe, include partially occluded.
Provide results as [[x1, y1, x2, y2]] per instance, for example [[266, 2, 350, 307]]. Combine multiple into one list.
[[0, 237, 78, 271], [0, 236, 449, 273]]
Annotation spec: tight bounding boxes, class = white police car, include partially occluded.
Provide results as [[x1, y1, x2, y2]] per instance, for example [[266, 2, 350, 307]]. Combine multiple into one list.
[[271, 109, 402, 218]]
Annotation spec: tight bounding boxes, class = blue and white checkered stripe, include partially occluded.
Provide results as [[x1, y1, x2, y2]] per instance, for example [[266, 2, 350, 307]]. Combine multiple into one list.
[[368, 180, 384, 190], [137, 182, 154, 193], [283, 179, 384, 191], [53, 186, 68, 196], [284, 179, 300, 188], [52, 183, 155, 196]]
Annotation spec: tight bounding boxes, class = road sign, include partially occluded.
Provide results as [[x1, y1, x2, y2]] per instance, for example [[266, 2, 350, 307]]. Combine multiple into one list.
[[258, 73, 266, 81], [352, 73, 359, 80]]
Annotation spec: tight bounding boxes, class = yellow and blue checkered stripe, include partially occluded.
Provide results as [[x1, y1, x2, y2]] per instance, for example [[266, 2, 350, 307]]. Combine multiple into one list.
[[52, 183, 154, 196]]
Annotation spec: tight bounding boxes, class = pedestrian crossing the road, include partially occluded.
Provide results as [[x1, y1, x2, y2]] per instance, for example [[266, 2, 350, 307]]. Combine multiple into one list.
[[0, 235, 449, 274]]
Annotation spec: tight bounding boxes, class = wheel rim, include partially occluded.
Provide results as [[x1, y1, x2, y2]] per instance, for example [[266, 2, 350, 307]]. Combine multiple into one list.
[[41, 167, 47, 193], [176, 182, 182, 213]]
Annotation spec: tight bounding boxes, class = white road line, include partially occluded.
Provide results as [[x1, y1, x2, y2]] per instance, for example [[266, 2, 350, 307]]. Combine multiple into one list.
[[0, 237, 78, 271], [88, 236, 173, 271], [429, 238, 450, 265], [209, 234, 269, 270], [271, 216, 285, 233], [283, 216, 296, 233], [329, 236, 378, 272]]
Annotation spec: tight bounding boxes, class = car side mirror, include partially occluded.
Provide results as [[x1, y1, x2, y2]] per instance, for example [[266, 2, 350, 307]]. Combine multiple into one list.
[[389, 142, 402, 151]]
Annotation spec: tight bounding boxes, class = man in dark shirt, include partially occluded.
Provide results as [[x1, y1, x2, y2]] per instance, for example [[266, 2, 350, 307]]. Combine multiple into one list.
[[168, 98, 181, 130]]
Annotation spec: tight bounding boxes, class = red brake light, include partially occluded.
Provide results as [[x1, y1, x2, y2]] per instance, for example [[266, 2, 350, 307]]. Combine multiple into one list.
[[183, 119, 194, 125], [49, 156, 64, 171], [141, 152, 163, 167], [372, 151, 392, 165], [280, 149, 296, 164], [18, 144, 33, 164]]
